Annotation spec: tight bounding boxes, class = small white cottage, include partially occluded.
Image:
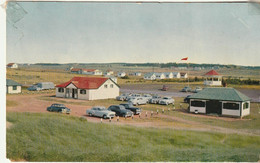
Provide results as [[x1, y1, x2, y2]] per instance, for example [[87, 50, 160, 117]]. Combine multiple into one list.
[[7, 63, 18, 69], [6, 79, 22, 94], [144, 73, 156, 80], [164, 72, 173, 79], [117, 72, 126, 77], [172, 72, 181, 78], [154, 73, 165, 80], [56, 77, 119, 100]]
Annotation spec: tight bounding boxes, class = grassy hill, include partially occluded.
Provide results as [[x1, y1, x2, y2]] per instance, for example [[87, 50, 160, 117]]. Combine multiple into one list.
[[7, 112, 260, 162]]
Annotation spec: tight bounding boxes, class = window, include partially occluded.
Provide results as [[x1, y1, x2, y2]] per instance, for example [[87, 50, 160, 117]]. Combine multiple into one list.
[[104, 84, 108, 88], [13, 86, 17, 90], [223, 103, 239, 110], [58, 88, 64, 93], [243, 102, 249, 110], [80, 89, 86, 94], [191, 101, 205, 107], [110, 84, 113, 88]]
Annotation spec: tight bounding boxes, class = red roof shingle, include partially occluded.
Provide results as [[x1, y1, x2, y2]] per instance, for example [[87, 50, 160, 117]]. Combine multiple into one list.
[[56, 77, 109, 89]]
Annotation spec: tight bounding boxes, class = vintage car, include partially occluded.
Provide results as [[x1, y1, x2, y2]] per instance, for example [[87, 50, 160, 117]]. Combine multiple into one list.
[[47, 103, 71, 114], [107, 105, 133, 117], [158, 97, 174, 105], [193, 87, 202, 93], [181, 86, 192, 92], [116, 93, 132, 101], [119, 103, 141, 115], [86, 106, 115, 119], [128, 97, 147, 105], [141, 94, 153, 102], [162, 85, 169, 91], [126, 94, 141, 101], [148, 95, 162, 104]]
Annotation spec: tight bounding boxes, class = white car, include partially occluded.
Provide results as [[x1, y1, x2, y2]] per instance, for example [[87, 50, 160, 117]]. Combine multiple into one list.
[[86, 106, 116, 119], [126, 94, 141, 101], [128, 97, 147, 106], [158, 97, 174, 105], [142, 94, 153, 102], [116, 93, 132, 101], [149, 95, 162, 104]]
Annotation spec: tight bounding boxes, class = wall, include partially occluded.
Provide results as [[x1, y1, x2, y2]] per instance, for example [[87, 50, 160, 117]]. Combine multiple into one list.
[[222, 101, 241, 117], [87, 79, 119, 100], [7, 86, 21, 94], [56, 88, 65, 97], [189, 99, 206, 113], [241, 101, 250, 117]]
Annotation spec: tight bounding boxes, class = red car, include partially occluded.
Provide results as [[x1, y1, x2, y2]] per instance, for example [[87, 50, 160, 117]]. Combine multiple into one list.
[[162, 85, 169, 91]]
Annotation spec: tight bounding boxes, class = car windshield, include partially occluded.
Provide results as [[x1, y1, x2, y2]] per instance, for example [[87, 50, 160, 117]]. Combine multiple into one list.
[[97, 107, 106, 110], [163, 97, 169, 99]]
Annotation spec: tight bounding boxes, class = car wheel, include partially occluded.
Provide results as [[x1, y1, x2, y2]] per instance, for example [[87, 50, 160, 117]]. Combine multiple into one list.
[[103, 115, 107, 119], [166, 102, 168, 105], [89, 113, 93, 117]]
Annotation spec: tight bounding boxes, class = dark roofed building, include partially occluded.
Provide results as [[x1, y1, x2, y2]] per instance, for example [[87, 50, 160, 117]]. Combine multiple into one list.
[[188, 87, 250, 117], [6, 79, 22, 94]]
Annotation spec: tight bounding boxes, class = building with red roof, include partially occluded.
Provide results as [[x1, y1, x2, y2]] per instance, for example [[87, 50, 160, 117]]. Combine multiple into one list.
[[6, 63, 18, 69], [204, 70, 222, 86], [56, 77, 119, 100]]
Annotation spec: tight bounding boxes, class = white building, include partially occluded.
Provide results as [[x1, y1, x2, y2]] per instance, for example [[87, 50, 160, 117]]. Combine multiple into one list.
[[56, 77, 119, 100], [144, 73, 156, 80], [133, 72, 142, 76], [164, 72, 173, 79], [154, 73, 165, 79], [7, 63, 18, 69], [188, 88, 250, 118], [172, 72, 181, 78], [180, 72, 188, 78], [6, 79, 22, 94], [82, 69, 103, 75], [117, 72, 126, 77]]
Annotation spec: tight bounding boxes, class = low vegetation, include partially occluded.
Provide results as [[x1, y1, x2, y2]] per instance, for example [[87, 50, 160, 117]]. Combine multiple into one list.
[[7, 112, 260, 162]]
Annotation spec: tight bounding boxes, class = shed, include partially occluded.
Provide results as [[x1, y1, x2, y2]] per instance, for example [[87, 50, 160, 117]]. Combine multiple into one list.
[[7, 63, 18, 69], [6, 79, 22, 94], [188, 87, 250, 117]]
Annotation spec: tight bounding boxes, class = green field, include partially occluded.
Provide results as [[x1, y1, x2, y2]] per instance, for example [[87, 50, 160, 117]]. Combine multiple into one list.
[[7, 112, 260, 162]]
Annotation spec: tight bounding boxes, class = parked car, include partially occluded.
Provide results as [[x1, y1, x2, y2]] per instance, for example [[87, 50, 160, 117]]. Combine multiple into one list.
[[162, 85, 169, 91], [126, 94, 141, 101], [181, 86, 192, 92], [193, 87, 202, 93], [28, 82, 55, 91], [158, 97, 174, 105], [148, 95, 162, 104], [142, 94, 153, 102], [86, 106, 115, 119], [128, 97, 147, 105], [116, 93, 132, 101], [47, 103, 71, 114], [120, 103, 142, 115], [184, 95, 191, 103], [107, 105, 133, 117]]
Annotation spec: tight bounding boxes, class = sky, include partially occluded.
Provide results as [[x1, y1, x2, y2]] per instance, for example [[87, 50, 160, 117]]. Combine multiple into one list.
[[6, 2, 260, 66]]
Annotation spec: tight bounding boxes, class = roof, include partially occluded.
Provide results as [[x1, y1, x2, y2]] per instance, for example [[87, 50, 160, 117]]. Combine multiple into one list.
[[7, 63, 15, 66], [71, 68, 81, 72], [204, 70, 221, 76], [189, 87, 250, 102], [172, 72, 180, 75], [6, 79, 22, 86], [144, 72, 155, 77], [56, 77, 119, 89], [180, 72, 187, 75], [82, 69, 97, 72], [164, 72, 172, 75], [154, 72, 164, 76]]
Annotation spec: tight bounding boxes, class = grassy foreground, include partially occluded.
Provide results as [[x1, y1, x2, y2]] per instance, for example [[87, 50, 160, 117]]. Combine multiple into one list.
[[7, 112, 260, 162]]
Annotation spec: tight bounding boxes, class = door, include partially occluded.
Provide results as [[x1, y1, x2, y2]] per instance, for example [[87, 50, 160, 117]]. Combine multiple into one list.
[[72, 89, 78, 99], [206, 100, 222, 114], [65, 88, 70, 98]]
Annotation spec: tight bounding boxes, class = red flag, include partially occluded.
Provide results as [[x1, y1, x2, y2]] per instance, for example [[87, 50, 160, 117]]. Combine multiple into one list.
[[181, 57, 188, 61]]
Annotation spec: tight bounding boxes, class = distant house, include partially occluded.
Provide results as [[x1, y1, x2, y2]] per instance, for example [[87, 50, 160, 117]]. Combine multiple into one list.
[[155, 73, 165, 80], [56, 77, 119, 100], [188, 87, 250, 117], [133, 72, 142, 76], [180, 72, 188, 78], [193, 67, 202, 71], [7, 63, 18, 69], [117, 72, 126, 77], [6, 79, 22, 94], [82, 69, 103, 75], [104, 70, 114, 76], [70, 68, 81, 74], [144, 73, 156, 80], [172, 72, 181, 78], [164, 72, 173, 79], [204, 70, 222, 86]]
